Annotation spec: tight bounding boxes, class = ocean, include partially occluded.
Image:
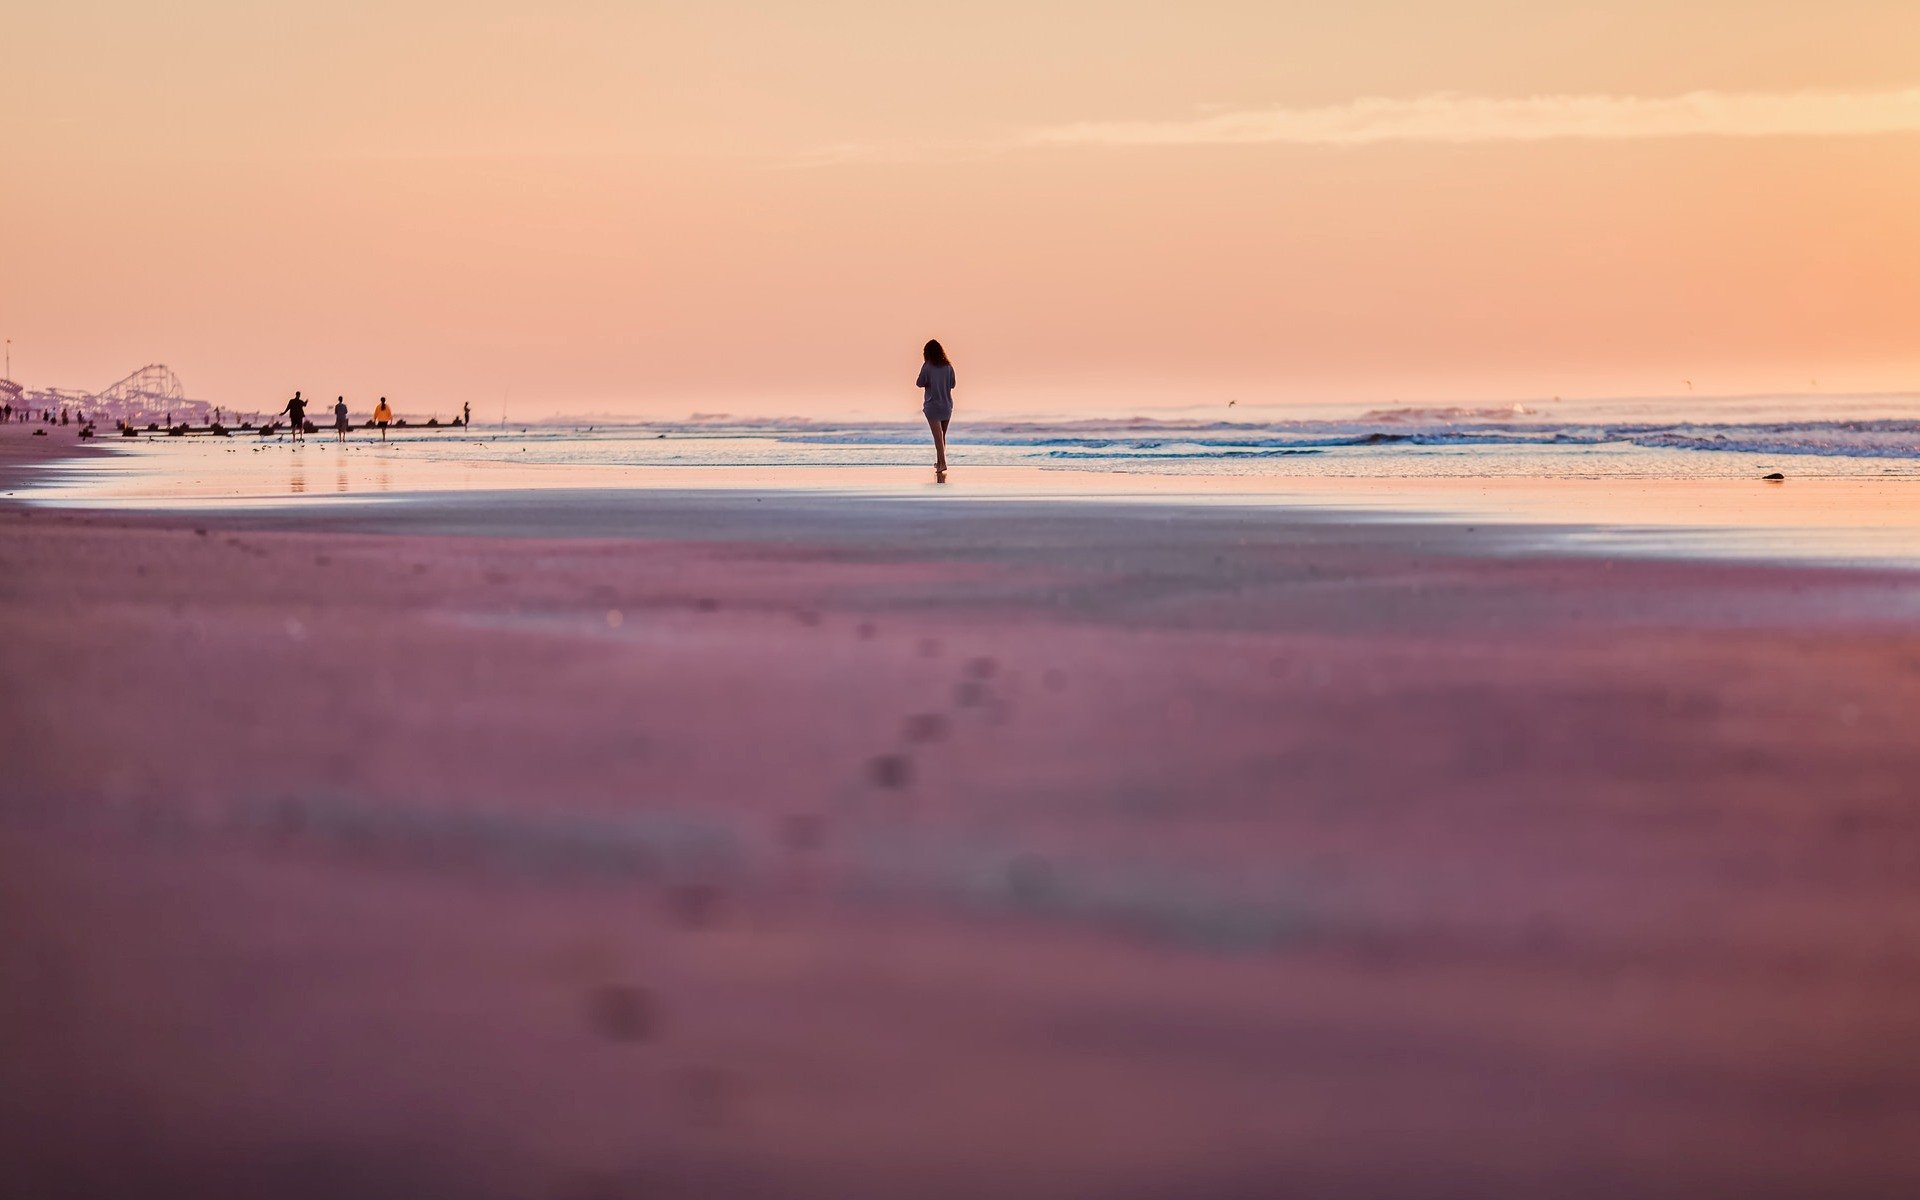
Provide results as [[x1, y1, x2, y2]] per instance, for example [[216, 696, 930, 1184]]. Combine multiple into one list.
[[531, 393, 1920, 477], [18, 392, 1920, 564]]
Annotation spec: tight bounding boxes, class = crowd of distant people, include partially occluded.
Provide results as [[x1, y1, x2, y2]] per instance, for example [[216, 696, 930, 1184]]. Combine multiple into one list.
[[4, 395, 473, 440], [2, 403, 84, 425]]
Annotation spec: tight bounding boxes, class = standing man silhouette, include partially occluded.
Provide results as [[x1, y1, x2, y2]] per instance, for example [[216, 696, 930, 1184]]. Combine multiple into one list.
[[280, 392, 308, 441]]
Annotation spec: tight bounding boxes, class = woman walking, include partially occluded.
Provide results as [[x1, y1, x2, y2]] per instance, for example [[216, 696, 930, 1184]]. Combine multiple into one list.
[[373, 397, 393, 442], [916, 339, 955, 473]]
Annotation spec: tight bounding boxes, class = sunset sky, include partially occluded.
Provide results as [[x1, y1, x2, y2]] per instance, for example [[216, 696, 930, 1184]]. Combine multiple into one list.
[[4, 1, 1918, 417]]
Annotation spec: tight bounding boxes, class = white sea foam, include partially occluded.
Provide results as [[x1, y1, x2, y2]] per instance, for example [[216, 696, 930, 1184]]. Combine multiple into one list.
[[590, 408, 1920, 470], [32, 394, 1920, 506]]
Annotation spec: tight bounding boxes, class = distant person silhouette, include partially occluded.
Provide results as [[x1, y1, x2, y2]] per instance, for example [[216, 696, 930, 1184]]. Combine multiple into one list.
[[916, 339, 955, 474], [373, 397, 393, 442], [333, 396, 350, 442], [462, 401, 471, 428], [280, 392, 307, 441]]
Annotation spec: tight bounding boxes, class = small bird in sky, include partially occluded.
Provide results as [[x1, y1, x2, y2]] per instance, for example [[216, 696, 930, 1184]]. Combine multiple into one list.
[[1683, 379, 1693, 391]]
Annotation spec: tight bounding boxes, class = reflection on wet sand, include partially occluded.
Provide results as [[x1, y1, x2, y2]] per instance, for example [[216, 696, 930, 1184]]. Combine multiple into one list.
[[17, 433, 1920, 567]]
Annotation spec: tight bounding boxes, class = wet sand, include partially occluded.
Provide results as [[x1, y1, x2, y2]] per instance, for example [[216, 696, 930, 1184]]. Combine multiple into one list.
[[4, 424, 1920, 1198], [24, 427, 1920, 569]]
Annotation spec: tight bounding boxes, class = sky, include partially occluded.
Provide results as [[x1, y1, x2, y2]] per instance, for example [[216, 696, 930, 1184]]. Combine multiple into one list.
[[3, 0, 1918, 418]]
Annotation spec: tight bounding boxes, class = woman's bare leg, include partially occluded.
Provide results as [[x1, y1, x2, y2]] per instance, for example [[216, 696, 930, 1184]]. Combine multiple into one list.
[[927, 414, 947, 469]]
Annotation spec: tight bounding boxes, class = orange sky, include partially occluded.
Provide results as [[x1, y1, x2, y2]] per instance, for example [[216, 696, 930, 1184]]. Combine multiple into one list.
[[4, 1, 1918, 417]]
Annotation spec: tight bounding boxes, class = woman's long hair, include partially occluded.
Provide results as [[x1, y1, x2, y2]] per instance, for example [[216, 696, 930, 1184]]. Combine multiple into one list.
[[923, 339, 950, 367]]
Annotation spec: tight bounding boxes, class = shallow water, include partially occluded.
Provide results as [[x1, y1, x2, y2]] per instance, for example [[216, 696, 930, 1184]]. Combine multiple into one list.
[[14, 394, 1920, 566]]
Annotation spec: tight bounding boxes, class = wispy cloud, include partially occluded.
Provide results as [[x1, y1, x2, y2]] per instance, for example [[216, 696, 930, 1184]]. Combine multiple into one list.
[[1021, 88, 1920, 148]]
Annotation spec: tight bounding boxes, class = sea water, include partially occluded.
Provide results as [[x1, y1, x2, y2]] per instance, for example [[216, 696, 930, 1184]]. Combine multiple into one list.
[[555, 393, 1920, 477], [16, 392, 1920, 565]]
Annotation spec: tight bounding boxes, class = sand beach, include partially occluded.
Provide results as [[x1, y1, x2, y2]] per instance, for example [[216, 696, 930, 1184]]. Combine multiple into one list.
[[4, 424, 1920, 1197]]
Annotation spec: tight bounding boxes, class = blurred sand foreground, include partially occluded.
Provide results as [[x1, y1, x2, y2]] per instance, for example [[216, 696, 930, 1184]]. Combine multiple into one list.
[[4, 427, 1919, 1199]]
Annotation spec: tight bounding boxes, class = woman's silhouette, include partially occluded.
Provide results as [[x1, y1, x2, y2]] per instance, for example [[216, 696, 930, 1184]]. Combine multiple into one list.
[[916, 339, 955, 473]]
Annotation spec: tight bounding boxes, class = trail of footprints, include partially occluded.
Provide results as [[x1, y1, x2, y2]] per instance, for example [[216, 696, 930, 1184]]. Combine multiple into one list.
[[569, 610, 1044, 1156], [865, 647, 1007, 795]]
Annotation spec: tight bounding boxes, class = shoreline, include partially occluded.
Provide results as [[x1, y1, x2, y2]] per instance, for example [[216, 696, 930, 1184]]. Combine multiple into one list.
[[13, 422, 1920, 572], [5, 422, 1920, 1196]]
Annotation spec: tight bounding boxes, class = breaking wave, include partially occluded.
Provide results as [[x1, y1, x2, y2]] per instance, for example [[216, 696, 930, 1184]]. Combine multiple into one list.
[[761, 416, 1920, 461]]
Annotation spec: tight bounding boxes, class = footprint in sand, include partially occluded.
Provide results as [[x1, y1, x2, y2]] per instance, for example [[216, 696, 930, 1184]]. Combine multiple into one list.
[[585, 983, 656, 1043], [673, 1065, 739, 1129], [664, 881, 727, 929], [902, 713, 949, 744], [868, 753, 913, 789], [776, 811, 826, 851]]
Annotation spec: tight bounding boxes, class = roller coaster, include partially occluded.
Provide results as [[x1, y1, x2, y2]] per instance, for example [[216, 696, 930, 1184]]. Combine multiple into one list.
[[8, 364, 224, 424]]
